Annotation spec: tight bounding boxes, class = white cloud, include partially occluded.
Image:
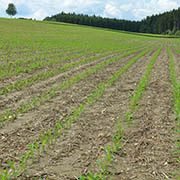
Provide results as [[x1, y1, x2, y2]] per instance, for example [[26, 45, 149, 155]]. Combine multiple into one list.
[[104, 3, 122, 18], [131, 0, 179, 20], [0, 0, 179, 20], [0, 0, 104, 19], [30, 9, 48, 20]]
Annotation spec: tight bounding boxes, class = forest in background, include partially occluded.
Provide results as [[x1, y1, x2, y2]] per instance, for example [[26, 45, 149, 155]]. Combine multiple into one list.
[[44, 8, 180, 35]]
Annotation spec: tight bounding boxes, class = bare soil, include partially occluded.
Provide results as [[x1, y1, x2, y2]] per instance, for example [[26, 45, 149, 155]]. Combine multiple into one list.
[[5, 48, 160, 179], [0, 44, 179, 180], [111, 46, 179, 180], [0, 49, 149, 163], [0, 49, 137, 112]]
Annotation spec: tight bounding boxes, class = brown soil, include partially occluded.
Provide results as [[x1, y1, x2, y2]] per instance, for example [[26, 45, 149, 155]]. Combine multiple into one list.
[[3, 47, 161, 180], [0, 48, 156, 170], [1, 43, 178, 180], [0, 50, 110, 111], [0, 48, 151, 159], [0, 42, 155, 112], [111, 46, 179, 180], [0, 48, 96, 87], [0, 40, 152, 88]]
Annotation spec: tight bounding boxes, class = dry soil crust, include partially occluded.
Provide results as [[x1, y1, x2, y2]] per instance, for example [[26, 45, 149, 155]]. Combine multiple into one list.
[[111, 46, 179, 180], [0, 48, 136, 112], [0, 49, 150, 164], [15, 47, 159, 180]]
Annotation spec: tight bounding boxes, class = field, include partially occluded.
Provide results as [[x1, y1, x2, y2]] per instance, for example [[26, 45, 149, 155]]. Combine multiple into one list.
[[0, 18, 180, 180]]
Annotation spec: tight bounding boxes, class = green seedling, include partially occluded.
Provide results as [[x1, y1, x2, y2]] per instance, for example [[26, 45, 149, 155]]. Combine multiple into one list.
[[0, 43, 158, 179], [0, 43, 157, 128], [0, 169, 10, 180], [168, 45, 180, 177], [34, 140, 40, 160], [47, 129, 55, 143], [105, 146, 113, 166], [40, 135, 47, 152], [79, 104, 84, 113], [5, 160, 17, 176], [112, 135, 121, 152], [28, 143, 35, 162], [79, 176, 87, 180], [5, 109, 10, 120], [97, 160, 105, 173], [19, 152, 30, 172]]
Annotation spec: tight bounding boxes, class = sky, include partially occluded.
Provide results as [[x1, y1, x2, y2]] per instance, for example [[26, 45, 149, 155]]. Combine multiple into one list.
[[0, 0, 180, 21]]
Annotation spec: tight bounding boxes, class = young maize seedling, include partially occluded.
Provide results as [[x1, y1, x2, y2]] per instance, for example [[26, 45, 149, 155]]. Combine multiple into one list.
[[5, 160, 17, 177], [28, 143, 35, 162], [0, 169, 10, 180], [34, 140, 40, 160], [117, 121, 123, 137], [0, 45, 156, 179], [20, 104, 26, 113], [79, 104, 84, 113], [19, 152, 30, 172], [5, 109, 10, 120], [124, 112, 132, 126], [73, 108, 80, 120], [86, 172, 100, 180], [56, 121, 63, 130], [78, 175, 87, 180], [33, 96, 39, 106], [87, 96, 92, 105], [105, 146, 113, 166], [1, 45, 155, 127], [49, 88, 56, 97], [44, 135, 50, 147], [40, 93, 46, 104], [97, 160, 105, 173], [112, 135, 121, 152], [47, 129, 55, 144], [40, 135, 47, 152], [9, 83, 15, 91]]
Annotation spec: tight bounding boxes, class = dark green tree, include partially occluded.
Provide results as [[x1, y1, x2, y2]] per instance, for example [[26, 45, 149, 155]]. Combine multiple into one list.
[[43, 8, 180, 35], [6, 3, 17, 17]]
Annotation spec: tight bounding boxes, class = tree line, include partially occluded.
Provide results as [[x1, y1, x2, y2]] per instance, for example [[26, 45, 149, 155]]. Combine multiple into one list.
[[44, 8, 180, 35]]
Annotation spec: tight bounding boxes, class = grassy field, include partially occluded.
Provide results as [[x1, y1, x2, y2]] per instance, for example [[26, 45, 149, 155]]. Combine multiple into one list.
[[0, 18, 180, 180]]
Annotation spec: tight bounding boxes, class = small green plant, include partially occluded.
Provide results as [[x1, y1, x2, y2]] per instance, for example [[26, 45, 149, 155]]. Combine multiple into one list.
[[0, 43, 158, 179], [79, 44, 163, 179], [168, 45, 180, 177]]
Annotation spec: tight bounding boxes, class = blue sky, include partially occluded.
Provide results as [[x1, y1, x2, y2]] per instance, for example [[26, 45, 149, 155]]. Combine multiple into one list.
[[0, 0, 180, 21]]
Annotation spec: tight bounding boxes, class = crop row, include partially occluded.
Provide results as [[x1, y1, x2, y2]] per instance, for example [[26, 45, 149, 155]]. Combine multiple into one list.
[[0, 39, 149, 67], [0, 41, 156, 96], [167, 45, 180, 179], [79, 44, 163, 179], [0, 45, 82, 63], [0, 44, 157, 127], [0, 45, 157, 180], [0, 49, 109, 95], [0, 51, 109, 96], [0, 46, 86, 69], [172, 43, 180, 55], [0, 39, 153, 80], [0, 47, 99, 80]]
